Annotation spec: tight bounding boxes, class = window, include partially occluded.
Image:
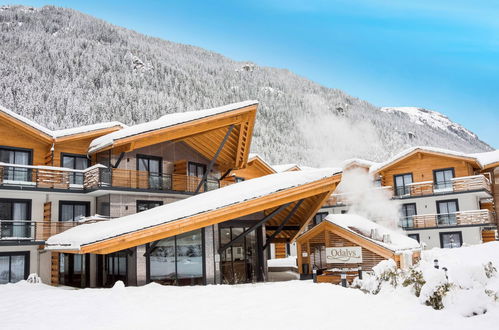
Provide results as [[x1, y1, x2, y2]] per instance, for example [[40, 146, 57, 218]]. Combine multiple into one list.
[[394, 173, 413, 196], [105, 252, 128, 287], [59, 253, 89, 288], [400, 203, 417, 228], [137, 155, 162, 189], [0, 199, 31, 239], [137, 200, 163, 213], [407, 233, 420, 243], [149, 228, 204, 286], [313, 212, 328, 225], [0, 147, 32, 182], [433, 168, 455, 191], [0, 252, 29, 284], [436, 200, 459, 225], [188, 162, 206, 178], [440, 231, 462, 248], [59, 201, 90, 222], [61, 153, 89, 185]]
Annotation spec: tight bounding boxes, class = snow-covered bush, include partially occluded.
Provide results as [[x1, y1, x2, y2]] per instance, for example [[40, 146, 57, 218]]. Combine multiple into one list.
[[402, 267, 425, 297]]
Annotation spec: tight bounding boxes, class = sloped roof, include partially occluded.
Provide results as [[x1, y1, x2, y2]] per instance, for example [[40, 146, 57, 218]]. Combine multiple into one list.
[[323, 214, 421, 252], [88, 100, 258, 154], [0, 103, 125, 141], [46, 168, 340, 254], [272, 164, 301, 172], [370, 146, 481, 173], [470, 150, 499, 170]]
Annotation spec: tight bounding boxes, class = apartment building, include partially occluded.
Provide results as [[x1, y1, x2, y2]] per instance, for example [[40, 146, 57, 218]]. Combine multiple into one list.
[[0, 101, 340, 287], [323, 147, 499, 249]]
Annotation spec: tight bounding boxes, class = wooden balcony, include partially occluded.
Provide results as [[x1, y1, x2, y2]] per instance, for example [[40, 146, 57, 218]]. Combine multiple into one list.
[[394, 174, 492, 198], [323, 187, 394, 207], [399, 209, 495, 229], [0, 218, 108, 242], [0, 163, 227, 194]]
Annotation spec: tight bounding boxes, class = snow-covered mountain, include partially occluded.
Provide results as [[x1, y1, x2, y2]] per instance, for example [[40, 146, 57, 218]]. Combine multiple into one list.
[[380, 107, 478, 141], [0, 5, 492, 166]]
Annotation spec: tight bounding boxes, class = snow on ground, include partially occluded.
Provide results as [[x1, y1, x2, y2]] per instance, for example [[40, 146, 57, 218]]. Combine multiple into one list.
[[1, 279, 496, 330], [267, 256, 297, 268]]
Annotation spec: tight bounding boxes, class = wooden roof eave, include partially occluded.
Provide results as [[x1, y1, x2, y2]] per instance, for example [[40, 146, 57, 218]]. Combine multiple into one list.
[[54, 126, 123, 143], [0, 111, 53, 144], [66, 175, 337, 255]]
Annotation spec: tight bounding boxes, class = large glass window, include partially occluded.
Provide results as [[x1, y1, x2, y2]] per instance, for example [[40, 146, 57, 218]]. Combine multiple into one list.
[[437, 200, 459, 225], [434, 168, 454, 191], [394, 173, 413, 196], [137, 155, 162, 189], [59, 253, 88, 287], [136, 200, 163, 213], [400, 203, 417, 228], [0, 199, 31, 239], [105, 252, 128, 287], [220, 226, 257, 284], [0, 147, 31, 182], [440, 232, 462, 248], [62, 154, 89, 185], [0, 252, 29, 284], [59, 201, 90, 222], [188, 162, 206, 178], [149, 228, 204, 286]]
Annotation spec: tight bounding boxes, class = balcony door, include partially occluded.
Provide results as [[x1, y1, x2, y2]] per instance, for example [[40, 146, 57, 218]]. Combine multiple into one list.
[[433, 168, 454, 191], [0, 199, 31, 239], [62, 153, 89, 185], [188, 162, 206, 191], [137, 155, 162, 189], [436, 200, 459, 225], [400, 203, 417, 228], [0, 147, 32, 182], [59, 201, 90, 222], [394, 173, 413, 196], [0, 251, 29, 284]]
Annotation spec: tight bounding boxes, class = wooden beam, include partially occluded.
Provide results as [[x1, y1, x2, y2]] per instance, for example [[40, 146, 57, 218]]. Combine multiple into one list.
[[264, 199, 304, 249]]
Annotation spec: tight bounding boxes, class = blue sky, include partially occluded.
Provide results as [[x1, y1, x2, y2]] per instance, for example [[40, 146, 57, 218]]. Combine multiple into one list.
[[3, 0, 498, 147]]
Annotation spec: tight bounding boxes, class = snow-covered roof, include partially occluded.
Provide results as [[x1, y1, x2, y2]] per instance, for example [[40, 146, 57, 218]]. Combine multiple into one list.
[[469, 150, 499, 169], [324, 214, 421, 252], [46, 168, 340, 251], [370, 146, 479, 173], [272, 164, 301, 172], [88, 100, 258, 154], [0, 103, 125, 139], [52, 122, 126, 138], [342, 158, 378, 170]]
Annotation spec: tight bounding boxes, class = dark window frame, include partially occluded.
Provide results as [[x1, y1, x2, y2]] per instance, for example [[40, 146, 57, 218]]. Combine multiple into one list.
[[433, 167, 455, 188], [0, 198, 32, 220], [136, 154, 163, 174], [439, 231, 463, 248], [400, 203, 417, 228], [0, 145, 33, 165], [407, 233, 420, 243], [60, 152, 90, 185], [188, 161, 207, 178], [58, 201, 91, 222], [436, 199, 460, 213], [0, 251, 30, 283], [146, 228, 206, 285], [393, 173, 413, 196], [136, 200, 163, 213]]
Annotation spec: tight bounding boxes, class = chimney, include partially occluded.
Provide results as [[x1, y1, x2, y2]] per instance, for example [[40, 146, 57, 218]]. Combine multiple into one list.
[[370, 228, 379, 240], [383, 234, 392, 244]]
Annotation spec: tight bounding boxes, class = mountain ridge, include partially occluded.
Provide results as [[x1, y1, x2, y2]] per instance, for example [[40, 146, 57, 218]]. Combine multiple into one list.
[[0, 5, 492, 166]]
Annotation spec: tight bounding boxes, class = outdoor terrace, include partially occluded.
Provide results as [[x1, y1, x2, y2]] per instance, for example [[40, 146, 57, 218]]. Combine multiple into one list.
[[399, 209, 495, 229]]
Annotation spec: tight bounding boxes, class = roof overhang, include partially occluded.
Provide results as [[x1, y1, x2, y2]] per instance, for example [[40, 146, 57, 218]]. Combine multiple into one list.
[[46, 169, 340, 254], [0, 109, 53, 143], [89, 102, 257, 171], [372, 148, 480, 174]]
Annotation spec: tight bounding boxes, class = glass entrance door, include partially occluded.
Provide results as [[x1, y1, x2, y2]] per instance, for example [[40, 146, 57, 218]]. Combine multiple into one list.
[[220, 226, 257, 284]]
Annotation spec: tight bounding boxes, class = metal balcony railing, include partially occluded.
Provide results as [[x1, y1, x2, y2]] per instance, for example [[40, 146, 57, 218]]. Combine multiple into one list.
[[399, 209, 495, 229], [0, 218, 108, 242]]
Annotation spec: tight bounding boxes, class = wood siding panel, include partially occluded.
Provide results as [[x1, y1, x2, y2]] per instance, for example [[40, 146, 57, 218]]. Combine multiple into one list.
[[381, 153, 474, 187]]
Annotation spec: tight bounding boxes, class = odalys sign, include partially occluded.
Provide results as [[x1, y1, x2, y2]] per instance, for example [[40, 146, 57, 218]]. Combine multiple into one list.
[[326, 246, 362, 264]]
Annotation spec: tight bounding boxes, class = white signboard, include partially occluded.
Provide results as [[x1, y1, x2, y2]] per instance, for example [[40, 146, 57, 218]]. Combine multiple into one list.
[[326, 247, 363, 264]]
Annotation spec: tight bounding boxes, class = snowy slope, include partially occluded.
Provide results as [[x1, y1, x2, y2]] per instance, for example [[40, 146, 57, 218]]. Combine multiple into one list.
[[380, 107, 477, 140]]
